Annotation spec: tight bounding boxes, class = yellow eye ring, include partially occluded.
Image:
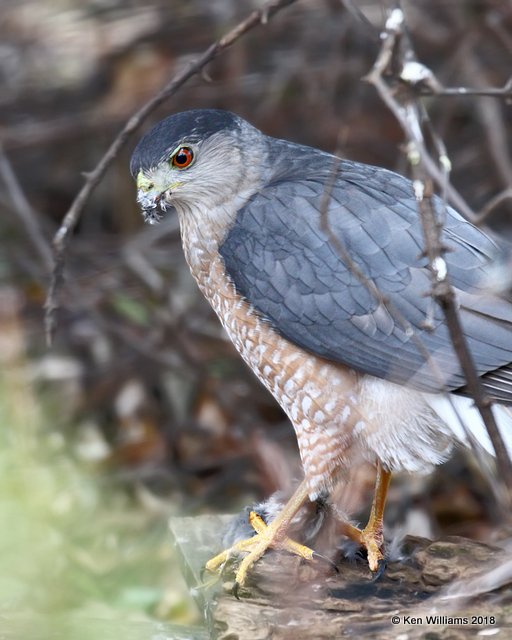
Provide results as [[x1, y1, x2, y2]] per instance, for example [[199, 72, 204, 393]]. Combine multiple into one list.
[[171, 146, 194, 169]]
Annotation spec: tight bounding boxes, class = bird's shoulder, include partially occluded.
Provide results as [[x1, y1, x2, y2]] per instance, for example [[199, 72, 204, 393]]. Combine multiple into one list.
[[218, 140, 512, 395]]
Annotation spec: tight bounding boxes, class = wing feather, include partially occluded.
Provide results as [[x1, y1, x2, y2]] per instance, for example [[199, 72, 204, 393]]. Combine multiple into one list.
[[219, 149, 512, 401]]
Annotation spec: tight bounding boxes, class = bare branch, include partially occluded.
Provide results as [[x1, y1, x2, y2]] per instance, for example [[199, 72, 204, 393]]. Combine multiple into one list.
[[363, 21, 477, 222], [418, 76, 512, 99], [366, 5, 512, 499], [339, 0, 380, 42], [0, 145, 54, 273], [461, 61, 512, 189], [476, 188, 512, 226], [44, 0, 299, 345], [416, 176, 512, 494], [317, 140, 504, 505]]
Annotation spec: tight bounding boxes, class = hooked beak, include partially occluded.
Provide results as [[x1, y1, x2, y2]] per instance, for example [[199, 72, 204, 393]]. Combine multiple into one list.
[[136, 188, 167, 225], [136, 171, 178, 225]]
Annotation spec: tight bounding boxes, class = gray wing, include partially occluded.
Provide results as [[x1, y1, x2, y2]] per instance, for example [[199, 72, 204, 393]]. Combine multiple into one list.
[[219, 157, 512, 400]]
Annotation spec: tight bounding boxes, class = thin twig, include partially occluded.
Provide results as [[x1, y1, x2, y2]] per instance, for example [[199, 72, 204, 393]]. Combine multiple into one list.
[[363, 32, 477, 222], [461, 61, 512, 189], [44, 0, 299, 345], [317, 141, 503, 505], [418, 77, 512, 98], [366, 5, 512, 498], [0, 145, 54, 273], [415, 175, 512, 499], [475, 188, 512, 226], [339, 0, 380, 42]]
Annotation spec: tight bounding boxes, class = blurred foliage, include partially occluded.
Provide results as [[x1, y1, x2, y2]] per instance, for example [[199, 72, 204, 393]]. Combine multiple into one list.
[[0, 291, 200, 636]]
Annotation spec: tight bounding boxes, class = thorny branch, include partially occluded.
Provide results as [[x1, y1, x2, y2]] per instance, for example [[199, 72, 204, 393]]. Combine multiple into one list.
[[366, 5, 512, 497], [44, 0, 299, 345]]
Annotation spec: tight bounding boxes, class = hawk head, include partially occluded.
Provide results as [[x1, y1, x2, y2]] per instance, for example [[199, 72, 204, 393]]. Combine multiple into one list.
[[130, 109, 264, 224]]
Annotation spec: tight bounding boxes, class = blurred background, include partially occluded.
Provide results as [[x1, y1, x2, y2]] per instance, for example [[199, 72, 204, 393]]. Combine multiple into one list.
[[1, 0, 511, 636]]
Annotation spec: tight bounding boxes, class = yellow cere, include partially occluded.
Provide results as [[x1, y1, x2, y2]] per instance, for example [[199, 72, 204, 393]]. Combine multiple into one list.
[[136, 171, 154, 192]]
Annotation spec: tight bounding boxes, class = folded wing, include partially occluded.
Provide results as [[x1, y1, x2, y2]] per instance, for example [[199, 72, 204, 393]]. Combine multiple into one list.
[[219, 155, 512, 402]]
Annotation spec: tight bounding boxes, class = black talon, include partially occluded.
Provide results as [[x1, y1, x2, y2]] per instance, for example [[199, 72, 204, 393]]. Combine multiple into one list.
[[312, 550, 339, 573], [372, 558, 387, 582], [233, 581, 241, 600]]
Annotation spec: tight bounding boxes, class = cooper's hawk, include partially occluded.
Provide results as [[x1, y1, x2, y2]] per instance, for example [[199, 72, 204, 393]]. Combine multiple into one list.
[[131, 109, 512, 589]]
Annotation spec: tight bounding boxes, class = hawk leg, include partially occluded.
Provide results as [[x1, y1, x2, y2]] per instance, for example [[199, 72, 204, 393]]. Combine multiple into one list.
[[205, 479, 323, 593], [339, 461, 391, 572]]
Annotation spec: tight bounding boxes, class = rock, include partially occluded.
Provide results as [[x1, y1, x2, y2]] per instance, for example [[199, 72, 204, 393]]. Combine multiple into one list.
[[170, 515, 512, 639]]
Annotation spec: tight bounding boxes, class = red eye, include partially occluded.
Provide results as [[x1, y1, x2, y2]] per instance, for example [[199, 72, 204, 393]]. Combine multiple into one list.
[[172, 147, 194, 169]]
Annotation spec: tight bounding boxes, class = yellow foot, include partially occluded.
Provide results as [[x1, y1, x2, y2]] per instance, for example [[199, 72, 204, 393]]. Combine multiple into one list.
[[204, 509, 329, 595], [204, 481, 336, 596], [339, 520, 385, 572], [337, 461, 391, 575], [360, 524, 385, 572]]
